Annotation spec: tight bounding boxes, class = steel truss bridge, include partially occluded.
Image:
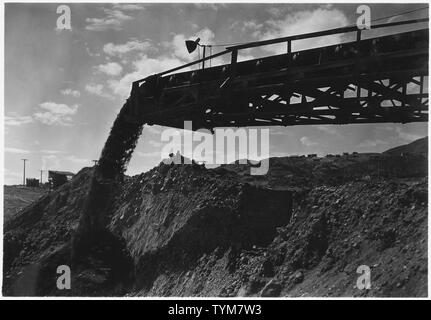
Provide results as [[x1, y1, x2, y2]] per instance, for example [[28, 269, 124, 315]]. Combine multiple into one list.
[[128, 18, 429, 131]]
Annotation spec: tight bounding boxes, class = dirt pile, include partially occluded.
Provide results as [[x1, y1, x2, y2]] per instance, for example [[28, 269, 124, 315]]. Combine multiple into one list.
[[129, 176, 427, 297], [3, 161, 292, 296], [3, 140, 428, 297]]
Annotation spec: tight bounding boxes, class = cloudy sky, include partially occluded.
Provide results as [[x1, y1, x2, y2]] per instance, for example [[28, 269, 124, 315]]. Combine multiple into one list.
[[4, 2, 429, 184]]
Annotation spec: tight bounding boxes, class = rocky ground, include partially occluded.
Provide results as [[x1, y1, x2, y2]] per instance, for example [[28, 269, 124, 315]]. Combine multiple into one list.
[[2, 137, 428, 297]]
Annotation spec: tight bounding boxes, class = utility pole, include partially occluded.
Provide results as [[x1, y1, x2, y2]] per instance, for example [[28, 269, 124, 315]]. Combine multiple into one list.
[[40, 170, 43, 184], [21, 159, 28, 186]]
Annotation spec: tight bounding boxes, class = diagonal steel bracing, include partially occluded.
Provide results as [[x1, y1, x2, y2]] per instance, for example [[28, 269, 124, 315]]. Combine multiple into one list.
[[130, 24, 428, 130]]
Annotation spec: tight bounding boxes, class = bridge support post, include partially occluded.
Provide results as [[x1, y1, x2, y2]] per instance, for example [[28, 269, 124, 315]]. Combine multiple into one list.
[[287, 40, 292, 67], [202, 45, 206, 69], [231, 49, 238, 79]]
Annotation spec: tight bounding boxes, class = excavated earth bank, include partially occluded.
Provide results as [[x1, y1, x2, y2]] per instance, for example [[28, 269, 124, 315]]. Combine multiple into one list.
[[3, 140, 428, 297]]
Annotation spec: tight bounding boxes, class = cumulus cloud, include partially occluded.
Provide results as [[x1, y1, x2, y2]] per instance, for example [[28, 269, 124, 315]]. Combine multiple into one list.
[[61, 88, 81, 97], [42, 154, 61, 170], [241, 20, 264, 33], [64, 155, 90, 165], [164, 27, 228, 67], [85, 42, 101, 57], [33, 102, 78, 126], [170, 28, 215, 61], [266, 6, 284, 18], [148, 140, 163, 148], [5, 147, 30, 154], [103, 27, 223, 99], [85, 83, 104, 95], [38, 102, 77, 115], [315, 125, 342, 137], [103, 40, 153, 57], [86, 4, 145, 31], [40, 149, 66, 155], [393, 127, 423, 142], [5, 114, 34, 126], [378, 125, 424, 143], [237, 53, 255, 62], [135, 150, 163, 158], [254, 7, 349, 54], [300, 136, 318, 147], [112, 4, 146, 11], [96, 62, 123, 76], [107, 55, 188, 98], [85, 83, 114, 99], [356, 139, 388, 148], [86, 9, 132, 31], [85, 83, 113, 99], [39, 154, 91, 173], [192, 3, 227, 11]]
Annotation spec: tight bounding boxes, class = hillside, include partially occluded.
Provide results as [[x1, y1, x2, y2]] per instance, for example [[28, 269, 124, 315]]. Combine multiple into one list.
[[384, 136, 428, 156], [3, 186, 47, 223], [3, 138, 428, 297]]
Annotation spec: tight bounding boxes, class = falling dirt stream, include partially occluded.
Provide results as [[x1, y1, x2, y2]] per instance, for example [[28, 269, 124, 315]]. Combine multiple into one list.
[[72, 92, 145, 262]]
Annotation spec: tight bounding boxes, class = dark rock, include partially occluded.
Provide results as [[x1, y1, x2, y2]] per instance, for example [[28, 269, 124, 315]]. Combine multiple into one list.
[[260, 279, 282, 297], [292, 270, 304, 284]]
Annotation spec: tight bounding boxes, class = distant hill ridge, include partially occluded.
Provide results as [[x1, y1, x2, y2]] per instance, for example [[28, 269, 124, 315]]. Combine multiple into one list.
[[384, 136, 428, 156]]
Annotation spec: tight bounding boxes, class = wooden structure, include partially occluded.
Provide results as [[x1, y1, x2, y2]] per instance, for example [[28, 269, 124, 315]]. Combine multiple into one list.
[[128, 18, 428, 131], [25, 178, 39, 187], [48, 170, 75, 189]]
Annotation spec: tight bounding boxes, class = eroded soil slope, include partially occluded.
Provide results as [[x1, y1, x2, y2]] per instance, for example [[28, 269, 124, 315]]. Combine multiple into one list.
[[3, 147, 428, 297]]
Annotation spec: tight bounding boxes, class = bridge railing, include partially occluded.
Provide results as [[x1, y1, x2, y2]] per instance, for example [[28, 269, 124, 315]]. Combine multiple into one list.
[[134, 17, 428, 86]]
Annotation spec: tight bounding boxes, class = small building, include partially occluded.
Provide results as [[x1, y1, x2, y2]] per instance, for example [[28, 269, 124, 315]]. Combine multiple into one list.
[[48, 170, 75, 189], [26, 178, 39, 187]]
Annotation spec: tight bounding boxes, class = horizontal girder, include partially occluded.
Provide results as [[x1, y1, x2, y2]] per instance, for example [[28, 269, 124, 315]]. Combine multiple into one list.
[[131, 28, 428, 130]]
